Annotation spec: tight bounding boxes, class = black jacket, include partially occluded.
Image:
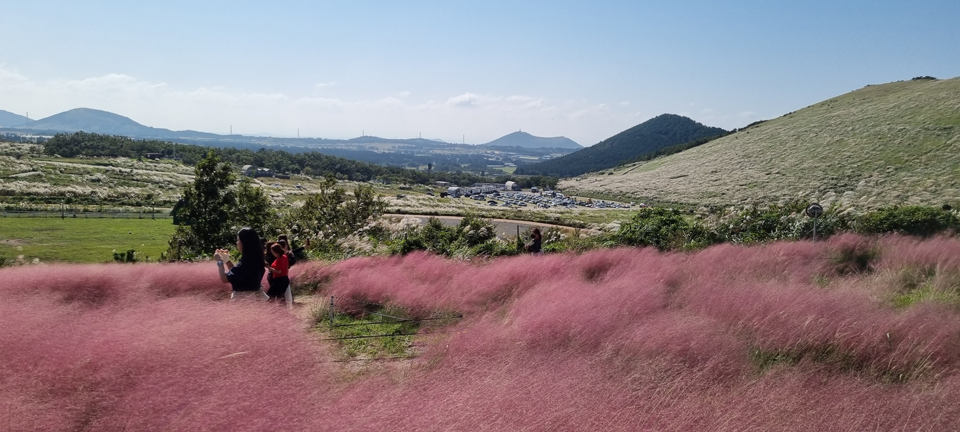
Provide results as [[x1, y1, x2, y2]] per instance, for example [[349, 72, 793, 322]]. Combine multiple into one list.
[[226, 259, 265, 291]]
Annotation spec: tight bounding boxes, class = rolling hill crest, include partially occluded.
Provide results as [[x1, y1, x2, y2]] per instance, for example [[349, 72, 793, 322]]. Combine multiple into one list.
[[516, 114, 727, 177]]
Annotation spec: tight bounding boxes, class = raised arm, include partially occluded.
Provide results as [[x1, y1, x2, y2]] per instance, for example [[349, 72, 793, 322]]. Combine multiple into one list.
[[214, 249, 232, 284]]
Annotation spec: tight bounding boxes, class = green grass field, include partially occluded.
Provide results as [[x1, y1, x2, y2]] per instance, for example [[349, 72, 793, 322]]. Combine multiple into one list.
[[0, 217, 177, 263]]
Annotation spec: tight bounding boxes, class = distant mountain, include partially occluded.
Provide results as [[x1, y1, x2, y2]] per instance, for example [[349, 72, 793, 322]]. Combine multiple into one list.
[[15, 108, 220, 139], [1, 107, 580, 174], [517, 114, 726, 177], [480, 131, 582, 150], [560, 77, 960, 210], [0, 109, 31, 127]]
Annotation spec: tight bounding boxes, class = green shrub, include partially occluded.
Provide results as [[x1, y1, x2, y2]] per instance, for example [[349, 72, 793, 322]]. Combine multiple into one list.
[[388, 216, 503, 257], [711, 203, 851, 245], [721, 207, 786, 244], [469, 239, 520, 257], [855, 206, 960, 237], [617, 208, 709, 251], [113, 249, 138, 263]]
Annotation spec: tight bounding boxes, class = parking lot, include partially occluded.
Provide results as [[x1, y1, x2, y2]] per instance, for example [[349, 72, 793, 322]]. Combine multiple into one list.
[[462, 190, 635, 210], [385, 214, 575, 238]]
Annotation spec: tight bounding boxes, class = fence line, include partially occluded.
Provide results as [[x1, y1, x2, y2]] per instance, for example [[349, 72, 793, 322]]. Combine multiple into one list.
[[323, 295, 463, 359], [327, 356, 417, 363], [1, 210, 171, 219], [331, 316, 458, 328], [320, 333, 421, 341], [340, 295, 462, 318]]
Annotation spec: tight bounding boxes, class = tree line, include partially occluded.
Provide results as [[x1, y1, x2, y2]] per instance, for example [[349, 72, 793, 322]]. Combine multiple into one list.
[[41, 131, 558, 189]]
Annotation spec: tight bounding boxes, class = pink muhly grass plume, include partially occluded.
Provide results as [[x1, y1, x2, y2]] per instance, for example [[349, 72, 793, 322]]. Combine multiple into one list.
[[4, 235, 960, 430], [0, 263, 328, 431]]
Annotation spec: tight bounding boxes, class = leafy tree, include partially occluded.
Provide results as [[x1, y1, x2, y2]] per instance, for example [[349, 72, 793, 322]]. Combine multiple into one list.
[[169, 151, 236, 256], [234, 177, 275, 238], [286, 176, 386, 251]]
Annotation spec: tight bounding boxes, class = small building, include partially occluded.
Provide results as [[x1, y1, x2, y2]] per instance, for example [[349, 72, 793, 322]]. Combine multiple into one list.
[[255, 167, 274, 178], [473, 182, 506, 191], [144, 152, 164, 160], [241, 165, 256, 177], [435, 181, 452, 187], [447, 186, 462, 197], [505, 181, 521, 191]]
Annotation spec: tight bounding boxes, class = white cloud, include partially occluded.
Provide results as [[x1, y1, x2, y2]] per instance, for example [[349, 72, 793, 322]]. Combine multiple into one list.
[[0, 65, 692, 143], [446, 92, 480, 107], [506, 96, 545, 109], [314, 81, 337, 89], [0, 65, 29, 85], [375, 97, 404, 107]]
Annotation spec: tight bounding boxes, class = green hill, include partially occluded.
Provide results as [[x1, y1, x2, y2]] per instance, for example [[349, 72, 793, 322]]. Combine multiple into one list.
[[0, 109, 31, 127], [479, 131, 582, 149], [560, 77, 960, 210], [517, 114, 726, 177], [17, 108, 220, 139]]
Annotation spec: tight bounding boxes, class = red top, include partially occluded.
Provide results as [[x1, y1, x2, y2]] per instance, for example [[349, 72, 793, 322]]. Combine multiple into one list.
[[271, 254, 289, 278]]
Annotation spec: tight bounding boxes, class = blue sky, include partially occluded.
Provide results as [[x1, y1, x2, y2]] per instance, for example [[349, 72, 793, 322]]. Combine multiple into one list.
[[1, 0, 957, 145]]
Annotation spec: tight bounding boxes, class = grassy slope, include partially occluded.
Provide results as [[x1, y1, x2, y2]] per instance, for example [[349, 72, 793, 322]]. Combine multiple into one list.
[[561, 78, 960, 210], [0, 218, 176, 263], [0, 143, 194, 208]]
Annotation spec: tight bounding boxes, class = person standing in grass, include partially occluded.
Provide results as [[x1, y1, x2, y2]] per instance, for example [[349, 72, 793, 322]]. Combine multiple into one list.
[[277, 237, 298, 267], [215, 227, 266, 300], [526, 228, 542, 254], [265, 243, 289, 303]]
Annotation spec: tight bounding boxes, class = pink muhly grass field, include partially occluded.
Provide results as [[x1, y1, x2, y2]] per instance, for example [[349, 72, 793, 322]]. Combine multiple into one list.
[[4, 234, 960, 431]]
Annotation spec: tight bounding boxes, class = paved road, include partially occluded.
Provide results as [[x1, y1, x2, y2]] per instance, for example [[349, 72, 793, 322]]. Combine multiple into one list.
[[384, 214, 575, 238]]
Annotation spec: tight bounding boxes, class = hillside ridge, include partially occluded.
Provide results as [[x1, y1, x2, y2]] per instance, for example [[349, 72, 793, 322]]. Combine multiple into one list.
[[480, 131, 582, 149], [0, 109, 31, 127], [519, 114, 726, 177], [561, 77, 960, 210]]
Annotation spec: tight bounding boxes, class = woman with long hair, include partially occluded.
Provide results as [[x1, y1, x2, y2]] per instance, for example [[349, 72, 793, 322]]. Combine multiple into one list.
[[214, 227, 267, 300], [526, 227, 542, 254]]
